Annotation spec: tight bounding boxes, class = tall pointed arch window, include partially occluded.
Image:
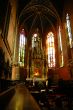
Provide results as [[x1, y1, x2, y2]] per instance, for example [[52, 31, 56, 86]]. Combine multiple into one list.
[[32, 33, 37, 48], [18, 29, 26, 66], [66, 13, 73, 48], [58, 26, 64, 67], [32, 33, 41, 59], [47, 32, 55, 68]]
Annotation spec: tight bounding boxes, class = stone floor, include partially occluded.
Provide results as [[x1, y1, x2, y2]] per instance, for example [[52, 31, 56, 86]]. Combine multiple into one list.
[[0, 84, 41, 110], [0, 83, 73, 110]]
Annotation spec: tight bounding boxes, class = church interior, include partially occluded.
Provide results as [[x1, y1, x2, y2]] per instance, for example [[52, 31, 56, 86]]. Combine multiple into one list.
[[0, 0, 73, 110]]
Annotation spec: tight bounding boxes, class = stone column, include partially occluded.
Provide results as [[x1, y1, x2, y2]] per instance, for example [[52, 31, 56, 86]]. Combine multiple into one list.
[[11, 0, 20, 80], [12, 26, 19, 80]]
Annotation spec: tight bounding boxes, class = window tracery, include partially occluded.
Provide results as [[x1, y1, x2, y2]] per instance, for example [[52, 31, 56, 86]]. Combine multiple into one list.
[[66, 13, 73, 48], [46, 32, 55, 68], [58, 26, 64, 67], [18, 29, 26, 66]]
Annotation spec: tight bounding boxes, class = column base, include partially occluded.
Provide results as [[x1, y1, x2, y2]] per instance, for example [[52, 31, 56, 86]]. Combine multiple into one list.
[[12, 65, 19, 80]]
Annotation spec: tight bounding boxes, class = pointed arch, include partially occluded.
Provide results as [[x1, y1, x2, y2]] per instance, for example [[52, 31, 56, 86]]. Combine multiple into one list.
[[58, 26, 64, 67], [18, 29, 26, 66], [66, 13, 73, 48], [46, 32, 55, 68]]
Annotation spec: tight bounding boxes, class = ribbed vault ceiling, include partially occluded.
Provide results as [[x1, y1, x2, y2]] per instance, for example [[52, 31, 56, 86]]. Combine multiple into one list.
[[17, 0, 65, 47], [0, 0, 64, 35], [18, 0, 62, 35]]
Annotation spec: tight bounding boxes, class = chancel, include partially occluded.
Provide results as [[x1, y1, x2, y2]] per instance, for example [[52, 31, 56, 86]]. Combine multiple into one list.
[[0, 0, 73, 110]]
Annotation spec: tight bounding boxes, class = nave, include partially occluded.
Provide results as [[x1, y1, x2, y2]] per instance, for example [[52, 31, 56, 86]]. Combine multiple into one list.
[[0, 81, 73, 110], [0, 84, 41, 110]]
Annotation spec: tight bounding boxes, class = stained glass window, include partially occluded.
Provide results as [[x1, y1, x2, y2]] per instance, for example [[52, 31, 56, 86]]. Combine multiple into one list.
[[18, 29, 26, 66], [47, 32, 55, 68], [32, 33, 37, 48], [58, 26, 64, 67], [66, 13, 73, 48], [32, 33, 41, 59]]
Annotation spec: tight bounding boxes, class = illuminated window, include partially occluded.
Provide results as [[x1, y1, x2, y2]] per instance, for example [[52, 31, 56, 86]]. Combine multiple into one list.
[[32, 33, 37, 48], [32, 33, 41, 48], [18, 29, 26, 66], [32, 33, 42, 59], [66, 13, 73, 48], [47, 32, 55, 68], [58, 26, 64, 67]]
